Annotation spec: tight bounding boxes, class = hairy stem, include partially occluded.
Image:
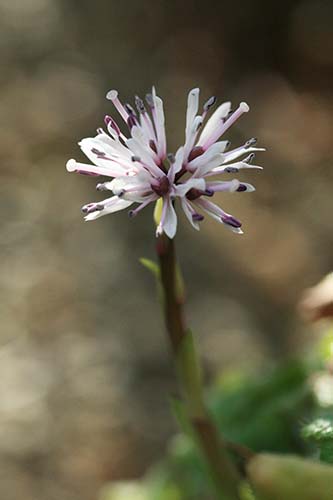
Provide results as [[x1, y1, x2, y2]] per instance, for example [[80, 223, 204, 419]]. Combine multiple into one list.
[[156, 234, 241, 500]]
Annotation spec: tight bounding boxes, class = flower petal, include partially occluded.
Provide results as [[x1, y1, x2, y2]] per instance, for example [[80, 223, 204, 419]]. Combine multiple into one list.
[[157, 196, 177, 238], [180, 198, 200, 231], [126, 136, 165, 178], [84, 197, 133, 221], [168, 146, 184, 183], [66, 159, 122, 177], [186, 88, 200, 136], [197, 101, 231, 147], [174, 178, 206, 197], [163, 199, 177, 238], [152, 87, 167, 159], [194, 198, 243, 234]]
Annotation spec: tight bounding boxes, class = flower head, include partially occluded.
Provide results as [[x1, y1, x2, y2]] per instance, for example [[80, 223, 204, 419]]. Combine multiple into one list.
[[66, 86, 264, 238]]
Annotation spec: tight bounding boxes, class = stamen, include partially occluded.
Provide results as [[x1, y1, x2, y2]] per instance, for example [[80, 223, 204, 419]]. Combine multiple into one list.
[[245, 137, 257, 148], [221, 214, 242, 228], [192, 213, 204, 221], [128, 195, 156, 218], [224, 166, 239, 173], [131, 155, 141, 162], [135, 95, 146, 114], [237, 184, 247, 192], [106, 89, 129, 123], [244, 153, 255, 163], [202, 101, 250, 150], [127, 115, 137, 130], [167, 153, 175, 164], [125, 103, 137, 116], [145, 93, 154, 108], [81, 203, 104, 214], [203, 96, 216, 112], [91, 148, 106, 157], [66, 159, 77, 172], [225, 109, 234, 120]]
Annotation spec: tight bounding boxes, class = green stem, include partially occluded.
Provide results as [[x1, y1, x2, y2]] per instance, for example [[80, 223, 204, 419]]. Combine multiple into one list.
[[156, 234, 241, 500]]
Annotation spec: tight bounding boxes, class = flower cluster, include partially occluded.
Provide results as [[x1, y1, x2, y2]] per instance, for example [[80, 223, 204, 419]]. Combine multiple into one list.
[[66, 87, 264, 238]]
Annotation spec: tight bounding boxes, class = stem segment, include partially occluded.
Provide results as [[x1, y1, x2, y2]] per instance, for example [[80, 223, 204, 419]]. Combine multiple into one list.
[[156, 234, 241, 500]]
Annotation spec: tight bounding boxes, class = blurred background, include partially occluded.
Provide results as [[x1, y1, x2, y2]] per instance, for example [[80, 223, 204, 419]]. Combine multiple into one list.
[[1, 0, 333, 498]]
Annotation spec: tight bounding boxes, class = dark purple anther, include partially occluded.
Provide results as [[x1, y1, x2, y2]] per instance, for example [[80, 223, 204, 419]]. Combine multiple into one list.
[[204, 189, 214, 197], [192, 213, 204, 221], [127, 115, 137, 130], [246, 153, 255, 163], [226, 109, 234, 120], [145, 93, 154, 108], [128, 209, 136, 218], [245, 138, 257, 148], [135, 96, 146, 114], [225, 166, 239, 173], [203, 96, 216, 111], [81, 203, 104, 214], [91, 148, 105, 156], [125, 103, 136, 116], [149, 140, 158, 154], [131, 155, 141, 162], [237, 184, 247, 192], [167, 153, 175, 164], [221, 214, 242, 228], [188, 146, 204, 162]]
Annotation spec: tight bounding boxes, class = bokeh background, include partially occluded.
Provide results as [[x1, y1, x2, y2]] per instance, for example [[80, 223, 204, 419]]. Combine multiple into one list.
[[1, 0, 333, 499]]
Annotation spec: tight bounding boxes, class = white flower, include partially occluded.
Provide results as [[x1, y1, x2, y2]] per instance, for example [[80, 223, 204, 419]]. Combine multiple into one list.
[[66, 87, 264, 238]]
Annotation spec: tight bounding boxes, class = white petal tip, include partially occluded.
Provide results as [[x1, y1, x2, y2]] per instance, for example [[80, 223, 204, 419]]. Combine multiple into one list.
[[84, 214, 96, 222], [155, 225, 163, 237], [240, 102, 250, 112], [230, 179, 241, 191], [106, 89, 118, 101], [66, 159, 77, 172]]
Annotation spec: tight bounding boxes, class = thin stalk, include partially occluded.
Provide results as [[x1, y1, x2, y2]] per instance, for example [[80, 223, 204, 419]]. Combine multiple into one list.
[[156, 234, 241, 500]]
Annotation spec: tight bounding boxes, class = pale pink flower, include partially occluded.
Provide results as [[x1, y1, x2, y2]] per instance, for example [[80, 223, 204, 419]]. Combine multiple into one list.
[[66, 87, 264, 238]]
